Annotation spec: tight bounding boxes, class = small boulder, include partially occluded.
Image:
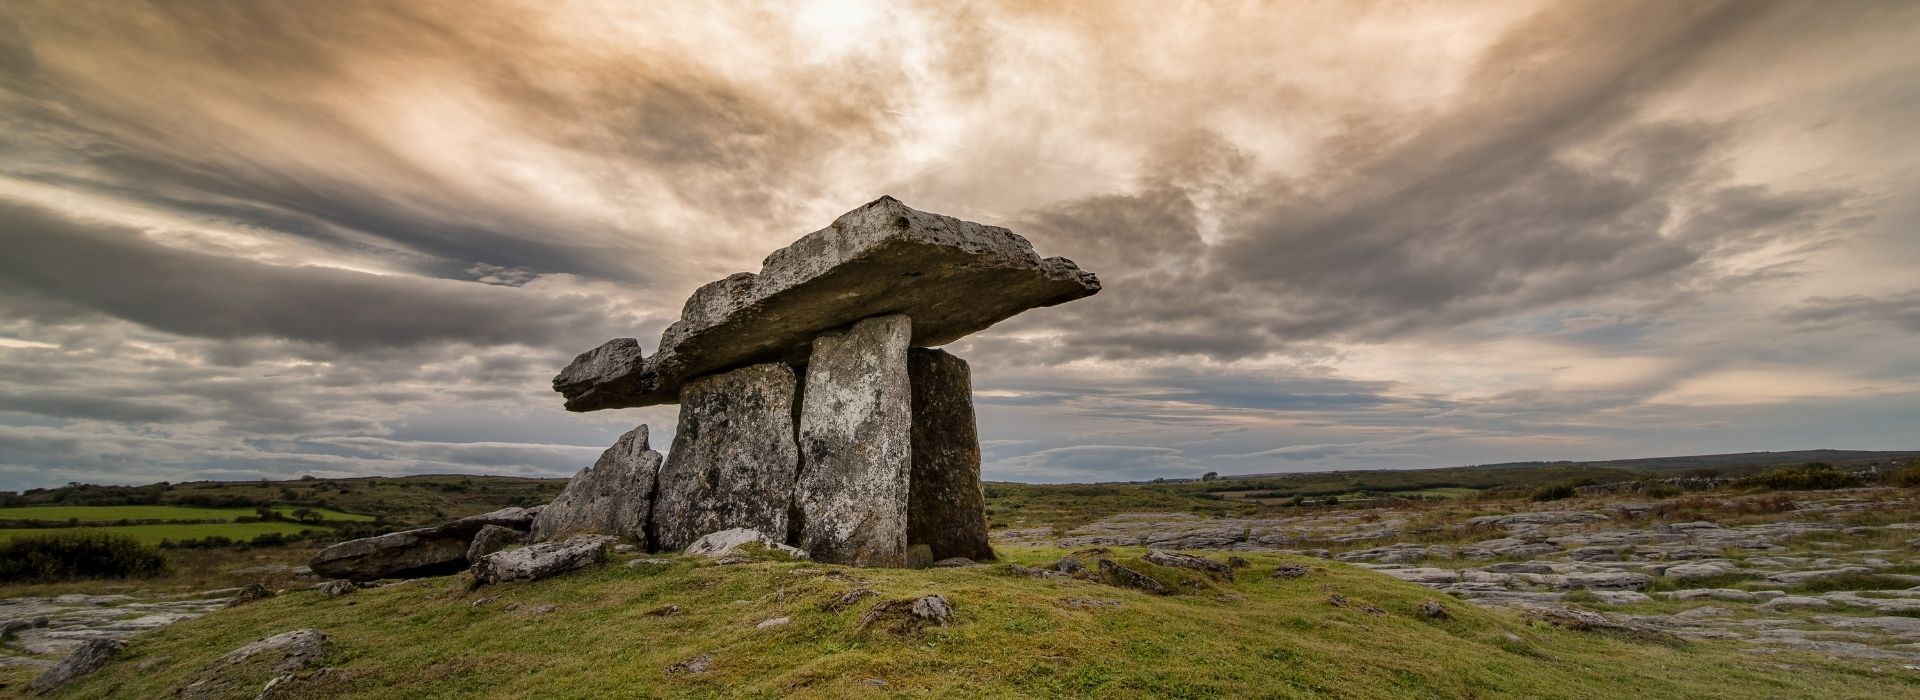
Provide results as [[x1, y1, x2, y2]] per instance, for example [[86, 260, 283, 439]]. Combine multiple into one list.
[[466, 525, 525, 562], [1417, 600, 1450, 620], [1270, 564, 1313, 580], [756, 617, 791, 629], [181, 629, 326, 700], [684, 528, 807, 560], [228, 583, 275, 607], [317, 580, 355, 597], [30, 638, 124, 692], [857, 594, 954, 635], [470, 535, 614, 587], [1098, 559, 1169, 594], [666, 654, 715, 676]]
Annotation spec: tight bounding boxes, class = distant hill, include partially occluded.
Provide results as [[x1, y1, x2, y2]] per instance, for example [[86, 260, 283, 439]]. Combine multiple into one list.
[[1225, 449, 1919, 482]]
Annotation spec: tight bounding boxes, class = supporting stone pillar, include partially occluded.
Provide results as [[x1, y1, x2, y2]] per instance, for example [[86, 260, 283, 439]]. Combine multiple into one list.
[[530, 425, 660, 546], [907, 349, 995, 562], [649, 363, 802, 551], [792, 314, 912, 566]]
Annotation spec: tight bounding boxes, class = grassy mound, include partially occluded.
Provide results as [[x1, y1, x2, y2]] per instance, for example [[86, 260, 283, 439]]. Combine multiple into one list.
[[34, 548, 1914, 699]]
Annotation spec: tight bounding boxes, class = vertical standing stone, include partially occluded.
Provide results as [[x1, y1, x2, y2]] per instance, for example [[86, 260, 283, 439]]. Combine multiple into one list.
[[649, 362, 801, 551], [793, 314, 912, 566], [530, 425, 660, 545], [907, 349, 994, 561]]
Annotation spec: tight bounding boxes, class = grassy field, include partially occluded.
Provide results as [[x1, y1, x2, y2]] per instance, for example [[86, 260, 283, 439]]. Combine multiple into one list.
[[2, 475, 563, 527], [0, 521, 331, 545], [33, 546, 1917, 699], [0, 504, 371, 523]]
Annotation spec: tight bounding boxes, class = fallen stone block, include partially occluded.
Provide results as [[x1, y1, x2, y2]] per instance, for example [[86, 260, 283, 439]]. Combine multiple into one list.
[[471, 535, 614, 587]]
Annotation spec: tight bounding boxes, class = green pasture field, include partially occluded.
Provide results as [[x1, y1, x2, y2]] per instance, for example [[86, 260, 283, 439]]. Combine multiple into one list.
[[0, 504, 372, 523], [0, 521, 331, 544]]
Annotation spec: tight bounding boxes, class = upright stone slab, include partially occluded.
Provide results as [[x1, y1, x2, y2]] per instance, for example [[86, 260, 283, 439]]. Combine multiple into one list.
[[793, 314, 912, 566], [530, 425, 660, 545], [906, 349, 994, 562], [650, 362, 801, 551]]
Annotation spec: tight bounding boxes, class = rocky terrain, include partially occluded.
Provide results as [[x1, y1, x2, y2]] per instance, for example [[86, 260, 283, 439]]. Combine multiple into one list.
[[999, 487, 1920, 669]]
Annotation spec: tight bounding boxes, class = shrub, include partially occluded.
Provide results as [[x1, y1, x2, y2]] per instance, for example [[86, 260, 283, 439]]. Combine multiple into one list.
[[1881, 461, 1920, 488], [1530, 479, 1595, 502], [1736, 463, 1863, 491], [0, 532, 169, 582]]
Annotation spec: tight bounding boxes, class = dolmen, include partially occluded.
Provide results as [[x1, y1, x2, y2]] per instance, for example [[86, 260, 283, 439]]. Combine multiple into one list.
[[546, 196, 1101, 567], [308, 196, 1099, 579]]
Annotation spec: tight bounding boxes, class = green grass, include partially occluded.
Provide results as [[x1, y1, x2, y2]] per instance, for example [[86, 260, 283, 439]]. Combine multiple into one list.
[[0, 522, 331, 545], [42, 547, 1920, 699], [0, 504, 371, 523]]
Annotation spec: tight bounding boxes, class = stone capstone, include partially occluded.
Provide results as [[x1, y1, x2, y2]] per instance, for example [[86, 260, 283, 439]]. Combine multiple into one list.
[[906, 348, 994, 562], [530, 425, 660, 544], [649, 363, 801, 551], [554, 196, 1101, 410], [792, 314, 912, 567], [308, 507, 538, 582]]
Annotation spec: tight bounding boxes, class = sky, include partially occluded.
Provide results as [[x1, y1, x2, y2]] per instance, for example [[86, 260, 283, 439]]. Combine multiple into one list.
[[1, 0, 1916, 490]]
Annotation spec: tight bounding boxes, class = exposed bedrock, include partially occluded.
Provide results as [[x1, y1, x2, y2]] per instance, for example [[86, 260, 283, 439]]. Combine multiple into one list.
[[554, 196, 1101, 411], [649, 362, 802, 551], [530, 425, 661, 545], [793, 314, 913, 567], [907, 348, 995, 562]]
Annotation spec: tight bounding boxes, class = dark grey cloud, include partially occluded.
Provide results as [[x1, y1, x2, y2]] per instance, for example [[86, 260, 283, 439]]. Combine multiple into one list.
[[1780, 291, 1920, 333], [0, 199, 631, 351]]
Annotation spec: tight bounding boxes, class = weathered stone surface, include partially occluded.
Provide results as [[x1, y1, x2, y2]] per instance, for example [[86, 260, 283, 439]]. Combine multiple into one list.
[[530, 426, 660, 544], [309, 507, 538, 582], [30, 638, 122, 692], [181, 629, 326, 700], [471, 535, 613, 586], [650, 363, 801, 551], [683, 528, 808, 559], [793, 315, 912, 567], [1144, 550, 1233, 578], [466, 525, 525, 562], [555, 197, 1101, 411], [906, 349, 994, 562], [1099, 559, 1168, 594], [227, 583, 274, 607]]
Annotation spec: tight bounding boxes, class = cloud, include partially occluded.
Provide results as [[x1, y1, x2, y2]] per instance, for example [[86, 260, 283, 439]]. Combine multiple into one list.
[[1779, 291, 1920, 333]]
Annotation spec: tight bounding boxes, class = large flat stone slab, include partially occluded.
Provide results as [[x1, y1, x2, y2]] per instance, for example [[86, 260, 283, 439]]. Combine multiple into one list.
[[649, 363, 802, 551], [792, 314, 912, 567], [906, 348, 994, 562], [555, 196, 1100, 410], [530, 425, 661, 545], [309, 506, 538, 581]]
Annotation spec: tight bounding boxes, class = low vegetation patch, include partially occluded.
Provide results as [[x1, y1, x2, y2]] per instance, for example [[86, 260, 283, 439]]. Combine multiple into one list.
[[1734, 463, 1865, 491], [0, 531, 169, 583]]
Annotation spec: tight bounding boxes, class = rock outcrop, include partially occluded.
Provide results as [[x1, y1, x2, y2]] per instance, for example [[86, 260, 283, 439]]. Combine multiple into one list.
[[530, 426, 660, 544], [793, 314, 913, 567], [30, 638, 122, 692], [555, 196, 1100, 411], [309, 507, 538, 581], [181, 629, 327, 700], [907, 349, 994, 562], [470, 535, 614, 586], [650, 363, 801, 551]]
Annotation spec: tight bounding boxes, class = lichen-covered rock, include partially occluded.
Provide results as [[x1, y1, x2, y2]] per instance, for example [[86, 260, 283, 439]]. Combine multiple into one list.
[[1143, 550, 1233, 578], [906, 348, 994, 562], [650, 363, 801, 551], [1099, 559, 1169, 594], [466, 525, 525, 562], [180, 629, 326, 700], [227, 583, 275, 607], [30, 638, 123, 692], [530, 426, 661, 544], [555, 196, 1101, 411], [308, 507, 539, 581], [683, 528, 806, 559], [471, 535, 614, 587], [793, 315, 912, 567], [856, 594, 953, 635]]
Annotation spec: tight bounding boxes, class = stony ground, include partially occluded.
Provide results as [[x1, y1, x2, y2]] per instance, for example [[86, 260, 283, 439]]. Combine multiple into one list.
[[997, 487, 1920, 672]]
